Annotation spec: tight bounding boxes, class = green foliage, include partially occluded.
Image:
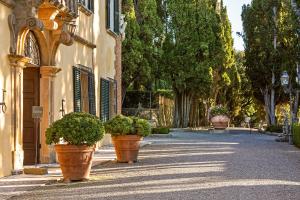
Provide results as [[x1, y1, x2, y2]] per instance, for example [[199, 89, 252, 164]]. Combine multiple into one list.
[[152, 127, 170, 134], [122, 0, 163, 91], [105, 115, 151, 137], [293, 124, 300, 148], [163, 0, 216, 96], [155, 89, 174, 100], [266, 125, 283, 133], [104, 115, 134, 135], [46, 112, 105, 146], [242, 0, 300, 104], [134, 117, 152, 137], [210, 105, 229, 117]]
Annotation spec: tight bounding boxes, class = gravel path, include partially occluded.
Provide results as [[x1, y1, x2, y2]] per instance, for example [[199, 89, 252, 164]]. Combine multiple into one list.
[[9, 131, 300, 200]]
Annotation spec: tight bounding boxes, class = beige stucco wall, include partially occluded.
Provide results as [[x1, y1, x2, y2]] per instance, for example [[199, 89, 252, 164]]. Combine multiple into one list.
[[93, 0, 116, 116], [53, 1, 117, 149], [54, 42, 93, 122], [0, 0, 118, 177], [0, 3, 13, 177], [54, 1, 117, 120]]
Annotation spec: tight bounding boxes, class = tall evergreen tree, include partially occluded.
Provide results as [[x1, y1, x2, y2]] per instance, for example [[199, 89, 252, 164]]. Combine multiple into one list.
[[242, 0, 300, 125], [122, 0, 163, 102], [162, 0, 222, 127]]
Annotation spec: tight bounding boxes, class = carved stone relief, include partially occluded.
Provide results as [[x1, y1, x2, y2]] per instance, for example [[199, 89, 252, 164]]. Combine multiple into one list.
[[8, 0, 78, 65]]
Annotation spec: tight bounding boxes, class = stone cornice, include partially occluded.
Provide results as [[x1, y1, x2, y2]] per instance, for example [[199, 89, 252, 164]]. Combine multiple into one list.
[[40, 66, 62, 77], [78, 3, 93, 16], [73, 34, 96, 49], [0, 0, 15, 8]]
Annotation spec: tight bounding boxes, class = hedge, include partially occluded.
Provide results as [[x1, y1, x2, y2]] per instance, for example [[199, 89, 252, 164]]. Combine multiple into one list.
[[266, 125, 283, 133], [293, 123, 300, 148], [152, 127, 170, 134]]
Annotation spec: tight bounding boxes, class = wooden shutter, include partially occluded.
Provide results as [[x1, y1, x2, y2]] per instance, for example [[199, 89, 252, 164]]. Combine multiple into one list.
[[88, 72, 96, 115], [101, 78, 110, 121], [109, 80, 115, 118], [106, 0, 111, 29], [81, 72, 89, 113], [114, 0, 120, 34], [73, 67, 82, 112]]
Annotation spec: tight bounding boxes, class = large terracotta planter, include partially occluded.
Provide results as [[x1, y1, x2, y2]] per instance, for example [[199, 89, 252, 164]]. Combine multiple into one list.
[[211, 115, 229, 129], [55, 144, 95, 182], [112, 135, 142, 163]]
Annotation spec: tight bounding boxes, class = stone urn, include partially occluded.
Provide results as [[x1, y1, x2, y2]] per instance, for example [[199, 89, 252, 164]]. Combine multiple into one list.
[[211, 115, 229, 129]]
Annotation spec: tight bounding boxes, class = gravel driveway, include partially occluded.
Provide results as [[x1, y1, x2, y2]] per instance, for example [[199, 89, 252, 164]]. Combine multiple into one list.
[[9, 130, 300, 200]]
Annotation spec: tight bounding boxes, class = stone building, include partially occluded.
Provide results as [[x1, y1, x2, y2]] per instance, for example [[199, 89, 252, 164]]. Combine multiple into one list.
[[0, 0, 122, 177]]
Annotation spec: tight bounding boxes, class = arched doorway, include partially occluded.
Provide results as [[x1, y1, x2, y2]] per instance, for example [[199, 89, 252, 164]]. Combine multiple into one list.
[[23, 31, 41, 165]]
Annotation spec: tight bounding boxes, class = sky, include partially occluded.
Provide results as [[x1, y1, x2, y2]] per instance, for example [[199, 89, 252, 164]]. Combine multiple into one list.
[[223, 0, 252, 50]]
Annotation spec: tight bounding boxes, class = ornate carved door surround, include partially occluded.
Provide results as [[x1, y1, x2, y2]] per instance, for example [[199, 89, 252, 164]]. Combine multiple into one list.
[[8, 0, 78, 171]]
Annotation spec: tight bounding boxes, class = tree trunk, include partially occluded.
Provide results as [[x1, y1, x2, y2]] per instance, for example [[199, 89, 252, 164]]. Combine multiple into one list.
[[189, 97, 201, 128], [293, 90, 299, 123], [121, 84, 128, 107], [262, 87, 271, 125], [174, 90, 193, 128], [270, 72, 276, 125]]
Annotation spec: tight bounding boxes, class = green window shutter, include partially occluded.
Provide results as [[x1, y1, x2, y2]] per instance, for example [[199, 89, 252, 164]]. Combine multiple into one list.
[[73, 67, 82, 112], [106, 0, 111, 29], [88, 72, 96, 115], [90, 0, 94, 12], [100, 78, 110, 121], [114, 80, 118, 113], [114, 0, 120, 34]]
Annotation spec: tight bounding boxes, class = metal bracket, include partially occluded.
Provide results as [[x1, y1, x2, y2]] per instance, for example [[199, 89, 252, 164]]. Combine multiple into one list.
[[0, 89, 7, 113], [59, 99, 66, 117]]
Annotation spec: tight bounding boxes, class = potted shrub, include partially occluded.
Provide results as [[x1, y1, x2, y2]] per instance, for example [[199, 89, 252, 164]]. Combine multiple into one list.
[[210, 105, 229, 129], [105, 115, 151, 163], [46, 112, 105, 182]]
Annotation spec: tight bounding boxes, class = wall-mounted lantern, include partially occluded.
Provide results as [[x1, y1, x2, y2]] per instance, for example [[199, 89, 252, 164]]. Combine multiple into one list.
[[60, 99, 66, 117], [0, 89, 7, 113]]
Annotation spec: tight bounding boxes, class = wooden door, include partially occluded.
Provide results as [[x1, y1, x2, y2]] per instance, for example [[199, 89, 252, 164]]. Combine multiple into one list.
[[23, 67, 40, 165]]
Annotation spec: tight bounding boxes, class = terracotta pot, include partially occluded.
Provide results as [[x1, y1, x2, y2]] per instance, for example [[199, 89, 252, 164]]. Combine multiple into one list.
[[211, 115, 230, 129], [112, 135, 142, 163], [55, 144, 95, 182]]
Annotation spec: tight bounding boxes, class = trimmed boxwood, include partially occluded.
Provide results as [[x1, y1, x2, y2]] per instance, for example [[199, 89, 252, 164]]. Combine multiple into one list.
[[293, 123, 300, 148], [105, 115, 151, 137], [152, 127, 170, 134], [46, 112, 105, 146], [266, 125, 283, 133]]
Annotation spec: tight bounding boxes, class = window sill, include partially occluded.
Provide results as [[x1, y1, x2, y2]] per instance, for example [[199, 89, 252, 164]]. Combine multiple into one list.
[[78, 3, 93, 16], [107, 29, 120, 38]]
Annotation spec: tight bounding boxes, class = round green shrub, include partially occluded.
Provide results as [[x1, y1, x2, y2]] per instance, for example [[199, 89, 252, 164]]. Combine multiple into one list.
[[210, 105, 228, 117], [134, 118, 152, 137], [46, 112, 105, 146], [105, 115, 151, 137], [104, 115, 134, 136]]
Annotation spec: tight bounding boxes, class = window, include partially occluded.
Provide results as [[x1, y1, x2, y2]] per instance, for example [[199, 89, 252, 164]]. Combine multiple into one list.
[[106, 0, 120, 34], [73, 66, 96, 115], [78, 0, 94, 12], [24, 31, 41, 66], [100, 78, 117, 121]]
